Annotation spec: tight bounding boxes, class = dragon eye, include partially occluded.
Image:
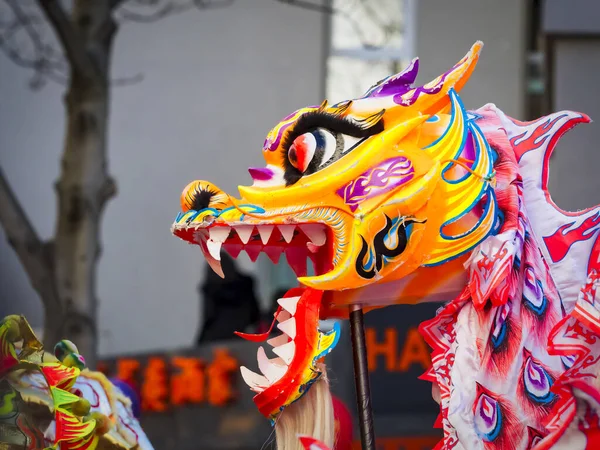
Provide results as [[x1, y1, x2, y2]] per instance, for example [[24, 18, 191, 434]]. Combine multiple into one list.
[[288, 128, 361, 174]]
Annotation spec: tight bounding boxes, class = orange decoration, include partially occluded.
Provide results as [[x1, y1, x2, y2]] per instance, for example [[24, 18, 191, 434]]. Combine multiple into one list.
[[141, 357, 168, 412], [366, 327, 431, 373], [170, 356, 205, 405], [206, 348, 238, 406], [397, 328, 431, 372], [115, 358, 140, 387]]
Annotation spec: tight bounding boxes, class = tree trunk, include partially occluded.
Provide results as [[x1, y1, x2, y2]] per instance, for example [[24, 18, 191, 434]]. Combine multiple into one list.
[[45, 0, 117, 369]]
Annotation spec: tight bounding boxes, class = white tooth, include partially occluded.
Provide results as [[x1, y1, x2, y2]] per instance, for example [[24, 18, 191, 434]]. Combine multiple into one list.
[[257, 347, 287, 383], [276, 309, 292, 323], [277, 296, 300, 315], [273, 340, 295, 365], [207, 239, 222, 260], [300, 224, 326, 246], [199, 242, 224, 278], [306, 242, 320, 253], [264, 246, 283, 264], [267, 334, 289, 348], [235, 225, 254, 244], [209, 226, 230, 243], [240, 366, 269, 391], [244, 244, 262, 262], [278, 225, 295, 243], [277, 318, 296, 339], [258, 225, 274, 245]]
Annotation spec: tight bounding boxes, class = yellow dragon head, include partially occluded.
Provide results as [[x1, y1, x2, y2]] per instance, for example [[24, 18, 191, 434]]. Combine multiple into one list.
[[172, 42, 501, 419]]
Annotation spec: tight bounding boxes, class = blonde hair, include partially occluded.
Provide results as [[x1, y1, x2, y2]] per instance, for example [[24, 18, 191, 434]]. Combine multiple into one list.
[[275, 365, 335, 450]]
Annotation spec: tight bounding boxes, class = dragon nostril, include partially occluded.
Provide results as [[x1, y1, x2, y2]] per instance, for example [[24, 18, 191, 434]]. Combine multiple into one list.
[[249, 167, 274, 181]]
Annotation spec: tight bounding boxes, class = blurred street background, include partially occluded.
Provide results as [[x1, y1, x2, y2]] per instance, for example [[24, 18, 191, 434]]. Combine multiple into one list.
[[1, 0, 599, 448]]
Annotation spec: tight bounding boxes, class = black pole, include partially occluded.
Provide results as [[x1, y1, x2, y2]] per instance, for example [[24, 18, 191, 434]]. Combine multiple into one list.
[[349, 304, 376, 450]]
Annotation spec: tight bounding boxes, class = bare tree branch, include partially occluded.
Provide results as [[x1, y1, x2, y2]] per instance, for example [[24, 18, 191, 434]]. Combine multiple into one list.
[[110, 0, 129, 10], [116, 0, 235, 24], [0, 1, 69, 88], [35, 0, 101, 80], [0, 165, 60, 311]]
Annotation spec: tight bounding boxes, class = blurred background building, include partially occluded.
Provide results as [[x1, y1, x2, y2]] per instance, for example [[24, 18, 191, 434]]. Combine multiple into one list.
[[1, 0, 599, 448]]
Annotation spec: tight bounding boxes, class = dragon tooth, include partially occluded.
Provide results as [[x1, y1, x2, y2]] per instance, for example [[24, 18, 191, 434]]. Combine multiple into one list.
[[300, 224, 327, 246], [277, 296, 300, 316], [209, 226, 230, 243], [258, 225, 274, 245], [272, 340, 295, 365], [240, 366, 269, 391], [223, 243, 243, 258], [267, 333, 289, 348], [285, 247, 307, 277], [264, 246, 283, 264], [276, 309, 292, 323], [278, 225, 295, 243], [206, 239, 223, 260], [277, 318, 296, 339], [244, 244, 262, 262], [257, 347, 287, 383], [235, 225, 254, 244], [199, 242, 224, 278], [306, 242, 320, 253]]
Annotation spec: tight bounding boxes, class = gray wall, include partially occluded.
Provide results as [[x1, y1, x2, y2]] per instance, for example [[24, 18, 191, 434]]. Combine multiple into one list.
[[415, 0, 526, 119], [0, 0, 326, 356]]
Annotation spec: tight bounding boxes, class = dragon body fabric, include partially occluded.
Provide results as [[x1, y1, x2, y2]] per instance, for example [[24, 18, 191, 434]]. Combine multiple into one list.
[[172, 42, 600, 449], [0, 315, 153, 450]]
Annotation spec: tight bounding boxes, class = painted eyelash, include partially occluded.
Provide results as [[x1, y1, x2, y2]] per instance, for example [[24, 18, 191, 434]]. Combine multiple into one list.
[[281, 110, 384, 153]]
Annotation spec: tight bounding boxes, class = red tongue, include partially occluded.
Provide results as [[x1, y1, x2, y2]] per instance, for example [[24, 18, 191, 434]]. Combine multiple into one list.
[[234, 287, 308, 342]]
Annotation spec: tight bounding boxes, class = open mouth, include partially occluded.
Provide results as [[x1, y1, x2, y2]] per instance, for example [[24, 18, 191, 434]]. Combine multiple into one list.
[[172, 222, 335, 279], [233, 287, 339, 419], [172, 218, 340, 418]]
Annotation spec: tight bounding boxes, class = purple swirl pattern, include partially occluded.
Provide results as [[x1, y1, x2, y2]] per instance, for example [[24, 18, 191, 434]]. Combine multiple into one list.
[[523, 266, 547, 315], [336, 157, 414, 212], [523, 356, 555, 404], [474, 393, 501, 441]]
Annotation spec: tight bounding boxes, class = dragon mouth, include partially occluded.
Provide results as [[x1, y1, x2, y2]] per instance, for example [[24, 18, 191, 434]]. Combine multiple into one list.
[[234, 287, 339, 419], [172, 221, 336, 279], [172, 219, 340, 418]]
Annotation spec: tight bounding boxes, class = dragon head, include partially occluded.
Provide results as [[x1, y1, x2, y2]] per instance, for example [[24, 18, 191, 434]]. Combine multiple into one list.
[[172, 41, 500, 419]]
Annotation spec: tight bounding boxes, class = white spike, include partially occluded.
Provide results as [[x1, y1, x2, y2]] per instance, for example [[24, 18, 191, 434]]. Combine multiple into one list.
[[277, 296, 300, 316], [276, 309, 292, 323], [300, 224, 326, 246], [199, 241, 224, 278], [240, 366, 268, 392], [277, 318, 296, 339], [258, 225, 274, 245], [306, 242, 320, 253], [209, 226, 230, 243], [206, 239, 222, 260], [257, 347, 287, 383], [267, 334, 290, 348], [235, 225, 254, 244], [272, 340, 295, 365], [278, 224, 295, 243]]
